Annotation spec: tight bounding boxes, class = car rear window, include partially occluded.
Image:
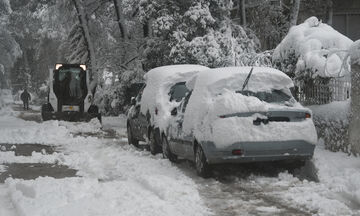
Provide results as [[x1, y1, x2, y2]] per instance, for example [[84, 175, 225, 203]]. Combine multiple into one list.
[[236, 89, 292, 104]]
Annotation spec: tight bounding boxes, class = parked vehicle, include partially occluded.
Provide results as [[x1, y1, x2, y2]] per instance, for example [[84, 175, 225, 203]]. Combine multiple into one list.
[[163, 67, 318, 177], [126, 65, 209, 154]]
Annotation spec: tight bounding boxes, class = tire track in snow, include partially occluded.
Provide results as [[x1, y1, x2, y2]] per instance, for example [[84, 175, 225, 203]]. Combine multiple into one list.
[[175, 162, 313, 216]]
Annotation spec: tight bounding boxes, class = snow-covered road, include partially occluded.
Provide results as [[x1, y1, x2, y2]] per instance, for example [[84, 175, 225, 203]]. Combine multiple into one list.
[[0, 105, 360, 216]]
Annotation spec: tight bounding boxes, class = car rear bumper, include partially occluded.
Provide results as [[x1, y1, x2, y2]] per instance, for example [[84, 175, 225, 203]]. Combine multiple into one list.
[[202, 140, 315, 165], [42, 111, 101, 122]]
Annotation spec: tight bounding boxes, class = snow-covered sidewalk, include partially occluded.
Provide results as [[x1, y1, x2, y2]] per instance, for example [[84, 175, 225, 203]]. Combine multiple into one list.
[[0, 108, 210, 216]]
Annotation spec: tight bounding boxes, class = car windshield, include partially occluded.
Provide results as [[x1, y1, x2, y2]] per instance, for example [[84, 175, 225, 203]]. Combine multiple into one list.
[[169, 82, 189, 102], [236, 89, 292, 104], [58, 67, 84, 98]]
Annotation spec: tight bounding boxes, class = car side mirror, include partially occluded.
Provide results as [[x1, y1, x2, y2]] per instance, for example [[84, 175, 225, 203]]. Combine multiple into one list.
[[131, 97, 136, 106], [171, 107, 177, 116]]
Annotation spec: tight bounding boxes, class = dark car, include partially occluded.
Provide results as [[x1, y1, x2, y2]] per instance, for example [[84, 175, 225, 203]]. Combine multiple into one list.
[[127, 82, 192, 154], [126, 65, 209, 155]]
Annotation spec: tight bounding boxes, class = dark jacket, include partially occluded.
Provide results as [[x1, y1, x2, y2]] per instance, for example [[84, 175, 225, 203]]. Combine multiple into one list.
[[21, 90, 31, 102]]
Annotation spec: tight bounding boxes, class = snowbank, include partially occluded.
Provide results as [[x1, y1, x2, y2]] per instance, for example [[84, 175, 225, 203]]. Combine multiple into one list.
[[273, 17, 353, 78], [140, 64, 209, 131], [183, 67, 317, 147], [5, 175, 208, 216], [0, 111, 210, 216]]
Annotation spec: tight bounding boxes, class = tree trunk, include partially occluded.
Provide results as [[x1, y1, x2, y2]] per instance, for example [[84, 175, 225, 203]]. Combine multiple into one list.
[[289, 0, 301, 27], [326, 0, 333, 25], [113, 0, 128, 39], [72, 0, 98, 87], [349, 42, 360, 155], [240, 0, 246, 26]]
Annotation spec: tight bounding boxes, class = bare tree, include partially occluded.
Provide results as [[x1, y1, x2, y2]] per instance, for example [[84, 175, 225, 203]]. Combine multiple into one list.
[[113, 0, 128, 39], [72, 0, 98, 86]]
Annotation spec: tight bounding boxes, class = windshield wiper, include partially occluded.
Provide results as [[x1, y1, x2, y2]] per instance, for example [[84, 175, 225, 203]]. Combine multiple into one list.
[[242, 67, 254, 91]]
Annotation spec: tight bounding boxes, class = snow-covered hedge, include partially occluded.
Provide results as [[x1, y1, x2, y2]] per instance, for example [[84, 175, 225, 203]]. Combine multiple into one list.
[[308, 100, 351, 153], [273, 17, 353, 80]]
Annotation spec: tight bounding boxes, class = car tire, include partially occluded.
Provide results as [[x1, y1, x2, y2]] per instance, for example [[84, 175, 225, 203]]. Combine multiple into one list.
[[127, 124, 139, 147], [149, 129, 161, 155], [195, 145, 212, 178], [162, 135, 177, 162], [88, 105, 102, 123], [41, 103, 52, 121]]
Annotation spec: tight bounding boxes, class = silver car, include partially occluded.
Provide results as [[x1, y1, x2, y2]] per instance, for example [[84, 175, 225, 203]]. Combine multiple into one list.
[[162, 67, 317, 177]]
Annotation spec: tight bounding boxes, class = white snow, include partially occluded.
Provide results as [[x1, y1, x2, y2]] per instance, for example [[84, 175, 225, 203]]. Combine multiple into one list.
[[0, 106, 210, 216], [140, 64, 209, 131], [273, 17, 353, 78], [5, 175, 208, 216], [183, 66, 317, 147], [251, 141, 360, 216], [1, 99, 359, 215]]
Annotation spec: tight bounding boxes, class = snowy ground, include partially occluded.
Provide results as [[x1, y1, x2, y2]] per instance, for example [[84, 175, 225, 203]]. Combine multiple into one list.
[[0, 104, 359, 216]]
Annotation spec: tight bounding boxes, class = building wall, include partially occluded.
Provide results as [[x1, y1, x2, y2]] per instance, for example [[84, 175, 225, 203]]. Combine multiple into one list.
[[332, 0, 360, 41]]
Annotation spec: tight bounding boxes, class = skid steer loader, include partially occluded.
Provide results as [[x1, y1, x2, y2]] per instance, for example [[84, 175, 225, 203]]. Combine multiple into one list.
[[41, 63, 101, 122]]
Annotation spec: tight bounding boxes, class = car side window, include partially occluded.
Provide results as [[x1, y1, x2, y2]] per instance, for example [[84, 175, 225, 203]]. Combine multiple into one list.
[[136, 85, 146, 104]]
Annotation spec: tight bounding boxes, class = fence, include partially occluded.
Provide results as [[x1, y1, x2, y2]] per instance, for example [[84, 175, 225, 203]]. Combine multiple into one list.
[[297, 79, 351, 105]]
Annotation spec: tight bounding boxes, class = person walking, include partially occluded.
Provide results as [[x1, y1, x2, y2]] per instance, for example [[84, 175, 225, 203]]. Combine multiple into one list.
[[20, 89, 31, 110]]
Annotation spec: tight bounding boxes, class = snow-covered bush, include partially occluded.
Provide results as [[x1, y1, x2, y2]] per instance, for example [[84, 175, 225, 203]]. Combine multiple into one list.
[[309, 100, 351, 153], [273, 17, 353, 81], [94, 68, 145, 116]]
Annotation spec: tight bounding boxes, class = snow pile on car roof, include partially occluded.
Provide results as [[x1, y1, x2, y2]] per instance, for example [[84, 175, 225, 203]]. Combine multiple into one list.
[[273, 16, 353, 78], [141, 64, 209, 130], [183, 67, 317, 147]]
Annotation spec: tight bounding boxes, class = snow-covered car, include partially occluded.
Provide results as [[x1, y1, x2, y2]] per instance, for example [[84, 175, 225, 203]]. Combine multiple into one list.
[[126, 65, 209, 154], [163, 67, 318, 177]]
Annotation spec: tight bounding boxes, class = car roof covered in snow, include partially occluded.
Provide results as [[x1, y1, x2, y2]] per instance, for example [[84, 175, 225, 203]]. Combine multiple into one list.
[[144, 64, 209, 82], [187, 66, 294, 94], [140, 64, 209, 129]]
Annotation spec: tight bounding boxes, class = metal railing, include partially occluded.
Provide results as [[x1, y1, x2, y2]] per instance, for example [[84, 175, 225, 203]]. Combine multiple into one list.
[[296, 79, 351, 105]]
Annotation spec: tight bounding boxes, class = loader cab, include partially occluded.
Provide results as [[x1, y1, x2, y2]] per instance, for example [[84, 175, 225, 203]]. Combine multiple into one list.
[[53, 64, 87, 112]]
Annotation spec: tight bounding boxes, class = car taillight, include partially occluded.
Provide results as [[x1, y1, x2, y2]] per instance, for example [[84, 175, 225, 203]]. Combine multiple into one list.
[[305, 113, 311, 118], [232, 149, 243, 155], [155, 107, 158, 115]]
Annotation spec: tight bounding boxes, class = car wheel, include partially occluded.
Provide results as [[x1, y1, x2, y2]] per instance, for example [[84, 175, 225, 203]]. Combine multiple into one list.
[[127, 124, 139, 147], [162, 135, 177, 162], [195, 145, 211, 178], [148, 129, 160, 155], [41, 104, 51, 121]]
